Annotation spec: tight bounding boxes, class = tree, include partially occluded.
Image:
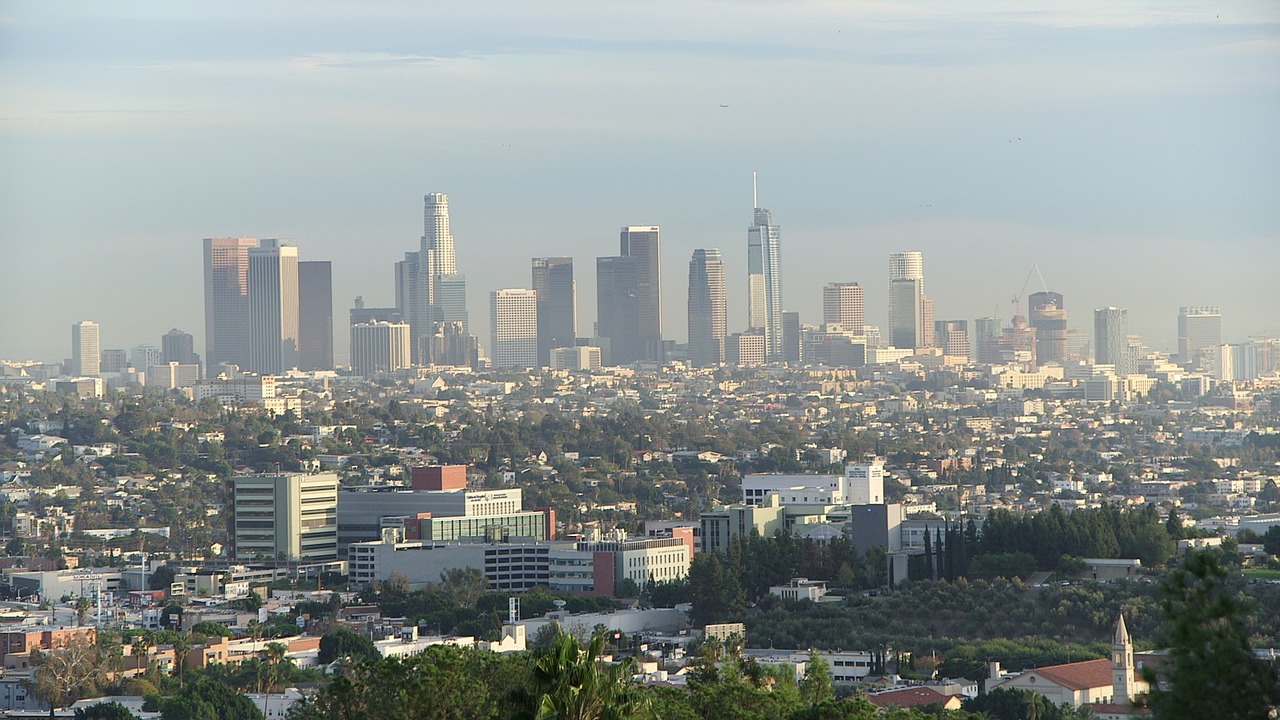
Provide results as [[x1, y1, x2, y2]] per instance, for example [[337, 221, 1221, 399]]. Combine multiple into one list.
[[798, 652, 834, 706], [27, 636, 107, 716], [73, 702, 138, 720], [1146, 551, 1280, 720], [190, 622, 233, 638], [520, 632, 649, 720], [1261, 525, 1280, 558], [317, 628, 379, 665], [436, 567, 488, 608], [151, 676, 263, 720]]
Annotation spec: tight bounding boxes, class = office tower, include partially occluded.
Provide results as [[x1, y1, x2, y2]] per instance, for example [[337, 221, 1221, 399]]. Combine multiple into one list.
[[934, 320, 970, 359], [350, 321, 412, 377], [161, 328, 198, 367], [297, 261, 334, 371], [203, 237, 259, 369], [782, 311, 802, 363], [687, 249, 727, 367], [100, 348, 128, 374], [130, 345, 162, 371], [232, 472, 339, 562], [1028, 292, 1067, 364], [247, 239, 301, 375], [888, 251, 926, 349], [434, 274, 469, 329], [394, 252, 419, 337], [490, 289, 539, 369], [1178, 306, 1222, 369], [596, 255, 637, 365], [621, 226, 662, 361], [597, 227, 662, 364], [997, 315, 1037, 366], [551, 346, 603, 371], [921, 296, 936, 347], [1095, 306, 1134, 376], [973, 317, 1004, 363], [823, 283, 865, 335], [148, 362, 200, 390], [71, 321, 100, 376], [746, 179, 783, 360], [398, 193, 469, 362], [532, 257, 577, 366], [1066, 328, 1091, 361]]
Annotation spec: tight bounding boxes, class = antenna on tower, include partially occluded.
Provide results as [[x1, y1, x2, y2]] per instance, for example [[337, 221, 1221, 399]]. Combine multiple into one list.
[[752, 171, 758, 209]]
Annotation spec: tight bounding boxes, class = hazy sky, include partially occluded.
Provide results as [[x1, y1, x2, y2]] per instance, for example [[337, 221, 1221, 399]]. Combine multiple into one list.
[[2, 1, 1278, 364]]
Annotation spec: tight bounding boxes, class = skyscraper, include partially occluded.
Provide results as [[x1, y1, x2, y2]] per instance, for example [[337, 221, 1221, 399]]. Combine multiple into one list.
[[888, 251, 926, 349], [1028, 291, 1067, 364], [203, 237, 259, 370], [597, 227, 663, 365], [823, 283, 865, 335], [532, 257, 577, 366], [687, 248, 727, 368], [596, 255, 637, 365], [1178, 306, 1222, 369], [490, 289, 539, 369], [71, 321, 100, 376], [973, 316, 1004, 363], [298, 260, 334, 371], [402, 193, 469, 362], [247, 239, 300, 375], [161, 328, 197, 367], [130, 345, 162, 371], [1094, 306, 1134, 376], [350, 321, 412, 377], [746, 178, 783, 360]]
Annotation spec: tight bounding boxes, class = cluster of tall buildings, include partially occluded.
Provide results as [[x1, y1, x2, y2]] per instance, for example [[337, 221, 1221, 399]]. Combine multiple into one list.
[[203, 237, 333, 376], [158, 187, 1259, 380]]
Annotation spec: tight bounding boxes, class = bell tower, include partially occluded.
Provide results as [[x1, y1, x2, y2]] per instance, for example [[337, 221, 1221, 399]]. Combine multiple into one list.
[[1112, 614, 1134, 704]]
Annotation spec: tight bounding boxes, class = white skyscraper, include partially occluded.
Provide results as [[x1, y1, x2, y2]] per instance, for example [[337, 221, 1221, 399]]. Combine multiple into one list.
[[888, 251, 925, 349], [490, 289, 538, 368], [247, 239, 300, 375], [404, 193, 468, 361], [1178, 306, 1222, 369], [350, 321, 412, 377], [746, 175, 783, 361], [71, 321, 100, 376]]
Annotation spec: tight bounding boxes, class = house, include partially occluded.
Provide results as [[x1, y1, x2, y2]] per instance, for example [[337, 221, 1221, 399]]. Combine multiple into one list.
[[866, 686, 963, 711]]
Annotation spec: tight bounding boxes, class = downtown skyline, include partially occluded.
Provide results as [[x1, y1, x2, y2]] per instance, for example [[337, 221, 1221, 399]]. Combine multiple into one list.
[[2, 1, 1278, 362]]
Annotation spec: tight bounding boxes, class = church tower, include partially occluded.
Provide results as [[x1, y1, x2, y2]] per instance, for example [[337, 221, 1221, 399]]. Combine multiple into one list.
[[1112, 614, 1135, 704]]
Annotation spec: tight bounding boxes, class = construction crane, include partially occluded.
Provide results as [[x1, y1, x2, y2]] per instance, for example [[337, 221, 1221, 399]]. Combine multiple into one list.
[[1012, 262, 1047, 319]]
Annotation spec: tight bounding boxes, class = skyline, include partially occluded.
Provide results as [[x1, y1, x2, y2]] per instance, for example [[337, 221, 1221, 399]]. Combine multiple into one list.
[[2, 1, 1278, 363]]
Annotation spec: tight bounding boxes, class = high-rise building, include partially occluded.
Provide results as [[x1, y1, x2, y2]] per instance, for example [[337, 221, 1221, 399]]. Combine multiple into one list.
[[100, 348, 128, 374], [130, 345, 162, 371], [71, 321, 100, 376], [823, 283, 865, 335], [350, 321, 412, 377], [782, 311, 802, 364], [401, 193, 468, 362], [247, 239, 301, 375], [532, 257, 577, 366], [232, 472, 339, 562], [425, 321, 480, 369], [888, 251, 926, 349], [490, 289, 539, 369], [1178, 306, 1222, 369], [1028, 292, 1067, 364], [1095, 306, 1134, 376], [597, 227, 662, 364], [687, 248, 727, 368], [161, 328, 198, 367], [934, 320, 970, 359], [973, 317, 1004, 364], [203, 237, 259, 369], [298, 260, 334, 371], [746, 181, 783, 360]]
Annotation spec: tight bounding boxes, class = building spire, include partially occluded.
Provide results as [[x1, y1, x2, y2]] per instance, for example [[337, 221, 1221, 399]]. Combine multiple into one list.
[[752, 170, 758, 209], [1114, 613, 1130, 646]]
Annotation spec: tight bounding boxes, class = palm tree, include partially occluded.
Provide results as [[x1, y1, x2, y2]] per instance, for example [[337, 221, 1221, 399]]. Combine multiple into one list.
[[523, 632, 649, 720]]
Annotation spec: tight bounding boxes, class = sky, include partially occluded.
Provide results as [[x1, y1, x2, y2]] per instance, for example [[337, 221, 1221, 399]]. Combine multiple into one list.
[[1, 0, 1278, 365]]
